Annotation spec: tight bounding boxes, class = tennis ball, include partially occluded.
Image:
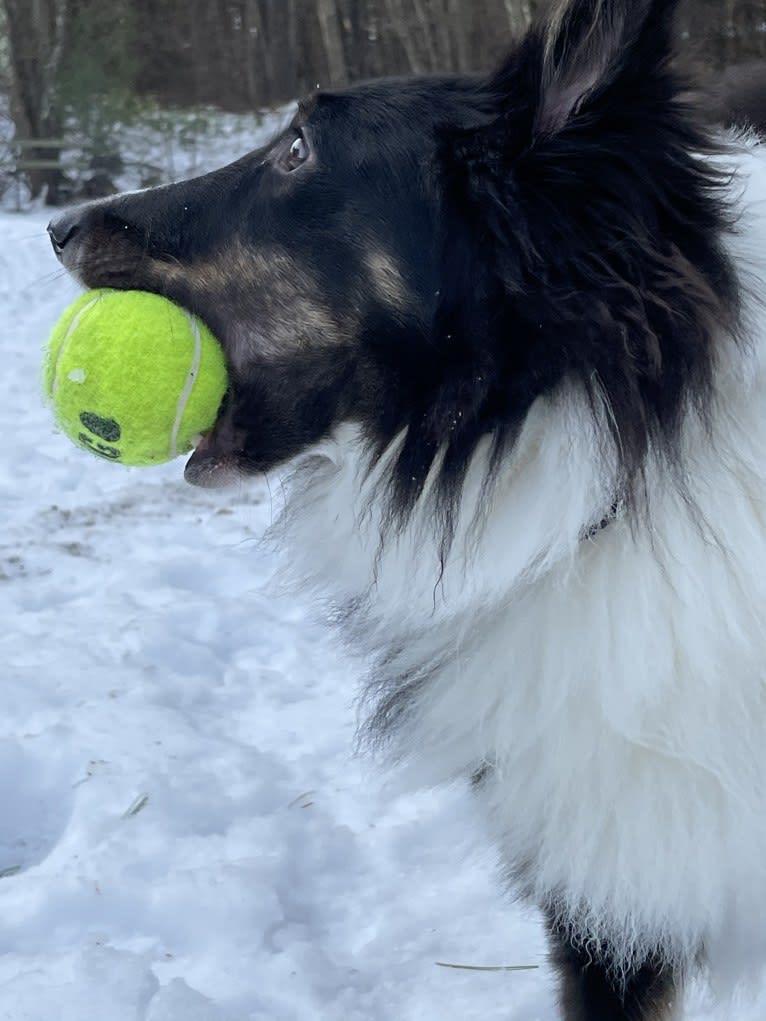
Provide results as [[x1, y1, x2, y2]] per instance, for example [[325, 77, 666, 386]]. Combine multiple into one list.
[[44, 289, 228, 466]]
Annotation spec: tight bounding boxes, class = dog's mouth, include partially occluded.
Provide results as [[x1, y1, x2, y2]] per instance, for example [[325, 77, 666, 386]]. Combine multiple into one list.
[[186, 437, 239, 489], [185, 399, 246, 488]]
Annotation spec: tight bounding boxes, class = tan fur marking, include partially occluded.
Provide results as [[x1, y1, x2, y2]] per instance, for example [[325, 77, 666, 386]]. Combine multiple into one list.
[[157, 241, 356, 361], [364, 250, 413, 311]]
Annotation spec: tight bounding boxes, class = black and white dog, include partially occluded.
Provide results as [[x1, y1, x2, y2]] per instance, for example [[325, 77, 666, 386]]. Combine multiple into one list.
[[48, 1, 766, 1017]]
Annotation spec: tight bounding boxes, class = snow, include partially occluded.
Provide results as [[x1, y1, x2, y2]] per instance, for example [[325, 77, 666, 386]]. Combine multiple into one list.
[[1, 207, 554, 1021], [2, 192, 765, 1019]]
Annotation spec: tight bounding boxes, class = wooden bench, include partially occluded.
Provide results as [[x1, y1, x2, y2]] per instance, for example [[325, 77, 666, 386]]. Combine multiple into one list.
[[1, 139, 67, 208]]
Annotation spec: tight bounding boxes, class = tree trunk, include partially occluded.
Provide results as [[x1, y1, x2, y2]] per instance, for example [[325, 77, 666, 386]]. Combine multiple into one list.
[[383, 0, 425, 73], [2, 0, 69, 202], [448, 0, 471, 69], [316, 0, 348, 86]]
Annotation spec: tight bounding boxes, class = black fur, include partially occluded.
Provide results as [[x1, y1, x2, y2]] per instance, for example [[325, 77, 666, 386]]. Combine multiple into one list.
[[48, 2, 749, 1018], [548, 912, 678, 1021], [698, 59, 766, 136]]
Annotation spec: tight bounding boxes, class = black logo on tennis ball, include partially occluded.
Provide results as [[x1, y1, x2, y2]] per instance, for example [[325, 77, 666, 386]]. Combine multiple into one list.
[[80, 412, 121, 442], [78, 411, 122, 461]]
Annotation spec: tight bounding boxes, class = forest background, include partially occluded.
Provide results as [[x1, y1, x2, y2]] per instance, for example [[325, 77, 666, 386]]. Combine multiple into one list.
[[1, 0, 764, 204]]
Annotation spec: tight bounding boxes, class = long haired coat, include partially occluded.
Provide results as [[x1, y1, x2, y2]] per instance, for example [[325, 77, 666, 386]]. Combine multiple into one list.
[[48, 0, 766, 1016]]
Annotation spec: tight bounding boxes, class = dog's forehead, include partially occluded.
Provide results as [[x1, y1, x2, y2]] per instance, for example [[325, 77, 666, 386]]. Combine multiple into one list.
[[298, 74, 483, 136]]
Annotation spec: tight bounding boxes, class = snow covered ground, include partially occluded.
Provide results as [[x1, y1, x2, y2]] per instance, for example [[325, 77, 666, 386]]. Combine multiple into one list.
[[2, 139, 765, 1019]]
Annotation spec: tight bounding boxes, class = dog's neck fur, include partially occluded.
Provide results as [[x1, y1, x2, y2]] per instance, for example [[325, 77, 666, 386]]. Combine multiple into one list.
[[272, 135, 766, 980]]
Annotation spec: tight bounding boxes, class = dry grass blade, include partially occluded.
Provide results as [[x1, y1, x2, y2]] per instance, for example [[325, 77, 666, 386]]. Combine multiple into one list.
[[435, 961, 539, 972], [122, 793, 149, 818]]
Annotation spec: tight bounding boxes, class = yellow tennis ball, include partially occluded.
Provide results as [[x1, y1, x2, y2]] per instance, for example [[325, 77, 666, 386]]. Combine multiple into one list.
[[44, 289, 229, 466]]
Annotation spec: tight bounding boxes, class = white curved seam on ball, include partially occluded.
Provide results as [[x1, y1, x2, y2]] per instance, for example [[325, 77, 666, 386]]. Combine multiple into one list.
[[171, 312, 203, 459], [50, 295, 101, 399]]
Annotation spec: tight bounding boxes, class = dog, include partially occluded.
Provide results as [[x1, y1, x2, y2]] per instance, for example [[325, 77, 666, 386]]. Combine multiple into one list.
[[47, 0, 766, 1017], [699, 58, 766, 136]]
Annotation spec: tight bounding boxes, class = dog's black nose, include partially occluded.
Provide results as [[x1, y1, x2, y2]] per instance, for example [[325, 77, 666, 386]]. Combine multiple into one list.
[[47, 212, 81, 259]]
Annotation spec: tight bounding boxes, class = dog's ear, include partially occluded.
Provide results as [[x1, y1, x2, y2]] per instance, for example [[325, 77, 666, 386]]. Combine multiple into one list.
[[528, 0, 681, 136], [430, 0, 690, 325]]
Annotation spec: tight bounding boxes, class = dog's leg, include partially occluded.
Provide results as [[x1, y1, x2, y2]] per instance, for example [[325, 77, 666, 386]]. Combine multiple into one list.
[[547, 913, 679, 1021]]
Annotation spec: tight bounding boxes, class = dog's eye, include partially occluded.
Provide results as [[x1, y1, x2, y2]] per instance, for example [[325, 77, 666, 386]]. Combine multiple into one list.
[[285, 134, 309, 171]]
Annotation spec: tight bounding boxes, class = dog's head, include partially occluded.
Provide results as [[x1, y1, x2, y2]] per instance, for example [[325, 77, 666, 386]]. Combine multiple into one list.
[[50, 0, 737, 512]]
